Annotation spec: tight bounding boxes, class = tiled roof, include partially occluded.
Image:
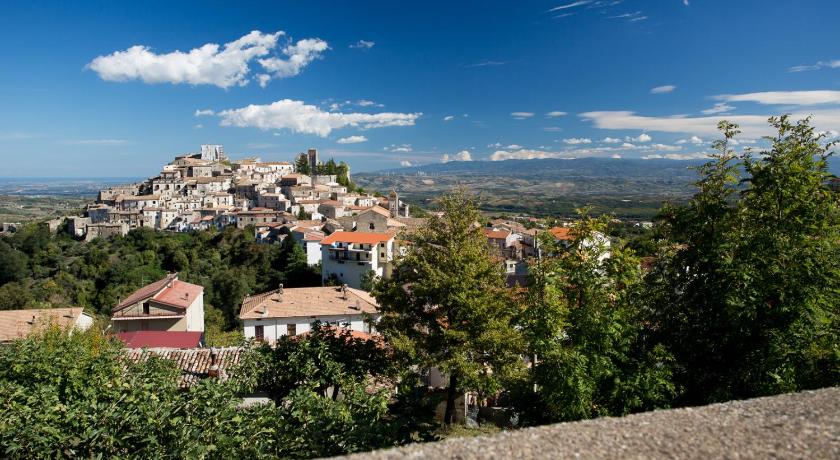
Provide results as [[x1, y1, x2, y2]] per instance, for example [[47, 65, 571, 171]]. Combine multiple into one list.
[[113, 274, 203, 312], [239, 286, 379, 320], [549, 227, 573, 240], [321, 231, 394, 246], [362, 206, 391, 217], [123, 347, 243, 388], [485, 229, 512, 239], [116, 331, 203, 349], [0, 308, 88, 342]]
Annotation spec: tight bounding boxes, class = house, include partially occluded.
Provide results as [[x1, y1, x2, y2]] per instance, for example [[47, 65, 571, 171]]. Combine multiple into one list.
[[239, 285, 380, 344], [0, 307, 94, 343], [291, 227, 324, 265], [320, 231, 396, 289], [123, 347, 243, 389], [354, 206, 399, 232], [111, 273, 205, 333], [115, 331, 204, 349]]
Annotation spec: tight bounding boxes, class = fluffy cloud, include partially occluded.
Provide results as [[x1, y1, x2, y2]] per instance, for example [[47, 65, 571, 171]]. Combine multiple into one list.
[[444, 115, 455, 121], [546, 111, 567, 117], [714, 90, 840, 106], [490, 149, 556, 161], [88, 31, 326, 89], [642, 152, 710, 160], [336, 135, 367, 144], [511, 112, 535, 119], [194, 109, 215, 117], [441, 150, 472, 162], [602, 137, 621, 143], [350, 40, 375, 49], [563, 137, 592, 145], [650, 85, 676, 94], [399, 160, 413, 167], [580, 110, 774, 137], [506, 144, 524, 149], [628, 133, 652, 142], [217, 99, 420, 137], [647, 143, 682, 152]]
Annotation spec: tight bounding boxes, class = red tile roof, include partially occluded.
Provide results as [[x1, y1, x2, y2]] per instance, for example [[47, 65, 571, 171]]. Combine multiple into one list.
[[116, 331, 204, 349], [123, 347, 243, 388], [321, 231, 394, 246], [485, 229, 511, 239], [113, 274, 203, 312], [549, 227, 573, 240]]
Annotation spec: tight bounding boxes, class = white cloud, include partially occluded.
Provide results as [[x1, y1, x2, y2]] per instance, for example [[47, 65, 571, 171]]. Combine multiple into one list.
[[610, 11, 647, 22], [349, 40, 375, 49], [511, 112, 535, 119], [194, 124, 203, 129], [441, 150, 472, 162], [715, 90, 840, 106], [336, 135, 368, 144], [621, 142, 636, 149], [257, 38, 328, 84], [546, 111, 567, 117], [650, 85, 676, 94], [702, 102, 734, 114], [444, 115, 455, 121], [788, 59, 840, 73], [487, 142, 503, 148], [683, 0, 690, 5], [217, 99, 420, 137], [548, 1, 591, 11], [602, 137, 621, 143], [506, 144, 523, 149], [194, 109, 215, 117], [647, 143, 682, 152], [676, 136, 704, 145], [642, 153, 710, 160], [611, 153, 622, 159], [88, 31, 326, 89], [400, 160, 413, 167], [356, 99, 383, 107], [628, 133, 652, 142], [490, 149, 556, 161], [386, 144, 413, 152], [563, 137, 592, 145]]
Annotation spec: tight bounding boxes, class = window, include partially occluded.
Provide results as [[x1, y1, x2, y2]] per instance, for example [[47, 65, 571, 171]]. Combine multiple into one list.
[[254, 325, 264, 341], [287, 323, 297, 336], [142, 302, 150, 315], [369, 222, 375, 230]]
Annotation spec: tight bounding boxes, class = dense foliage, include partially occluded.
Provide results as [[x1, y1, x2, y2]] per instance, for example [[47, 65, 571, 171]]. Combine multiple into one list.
[[0, 226, 320, 338], [0, 326, 401, 459]]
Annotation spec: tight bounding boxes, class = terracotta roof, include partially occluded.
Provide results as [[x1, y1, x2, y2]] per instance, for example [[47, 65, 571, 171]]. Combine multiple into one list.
[[0, 308, 89, 342], [485, 229, 512, 239], [123, 347, 243, 388], [362, 206, 391, 217], [240, 286, 379, 320], [116, 331, 204, 349], [113, 274, 203, 312], [549, 227, 573, 240], [321, 231, 394, 246]]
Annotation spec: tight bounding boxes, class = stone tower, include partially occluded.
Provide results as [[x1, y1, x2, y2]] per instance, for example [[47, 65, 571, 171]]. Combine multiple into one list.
[[388, 190, 399, 217], [307, 148, 319, 175]]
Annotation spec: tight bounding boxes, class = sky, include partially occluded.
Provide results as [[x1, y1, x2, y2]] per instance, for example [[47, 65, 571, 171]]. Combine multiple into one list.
[[2, 0, 840, 177]]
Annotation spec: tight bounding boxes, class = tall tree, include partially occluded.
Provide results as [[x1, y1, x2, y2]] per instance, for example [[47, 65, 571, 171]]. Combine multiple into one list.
[[295, 154, 311, 175], [516, 214, 675, 423], [648, 116, 840, 404], [372, 191, 524, 424]]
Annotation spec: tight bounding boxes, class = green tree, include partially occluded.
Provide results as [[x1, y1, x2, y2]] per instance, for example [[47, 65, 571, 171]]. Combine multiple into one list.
[[648, 116, 840, 404], [515, 213, 675, 423], [372, 191, 524, 424], [295, 154, 311, 175], [0, 239, 29, 285]]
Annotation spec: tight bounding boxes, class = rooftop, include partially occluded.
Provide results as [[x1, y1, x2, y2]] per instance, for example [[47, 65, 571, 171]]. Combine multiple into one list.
[[116, 331, 204, 349], [113, 273, 203, 312], [0, 307, 88, 342], [321, 231, 395, 246], [123, 347, 242, 388], [239, 286, 379, 320]]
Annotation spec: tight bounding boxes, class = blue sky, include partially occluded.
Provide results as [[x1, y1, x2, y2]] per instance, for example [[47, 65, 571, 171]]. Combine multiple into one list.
[[2, 0, 840, 177]]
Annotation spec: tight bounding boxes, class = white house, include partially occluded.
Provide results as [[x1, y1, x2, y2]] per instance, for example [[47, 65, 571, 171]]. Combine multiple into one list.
[[239, 285, 380, 344], [0, 307, 94, 343], [320, 231, 396, 289], [291, 227, 324, 266], [111, 273, 205, 333]]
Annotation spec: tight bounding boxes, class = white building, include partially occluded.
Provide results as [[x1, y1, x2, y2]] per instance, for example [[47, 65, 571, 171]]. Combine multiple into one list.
[[239, 285, 380, 344], [111, 273, 205, 333], [320, 231, 396, 289], [291, 227, 324, 266]]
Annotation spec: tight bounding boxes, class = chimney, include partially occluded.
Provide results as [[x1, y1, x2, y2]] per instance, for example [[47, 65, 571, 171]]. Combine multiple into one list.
[[341, 284, 348, 300], [208, 347, 220, 378]]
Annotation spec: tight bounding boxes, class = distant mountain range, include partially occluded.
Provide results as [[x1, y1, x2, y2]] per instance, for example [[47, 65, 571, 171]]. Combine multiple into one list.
[[366, 156, 840, 179]]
